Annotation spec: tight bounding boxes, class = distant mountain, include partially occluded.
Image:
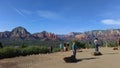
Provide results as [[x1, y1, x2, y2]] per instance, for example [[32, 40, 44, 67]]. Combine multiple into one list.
[[10, 26, 32, 40], [57, 32, 84, 40], [58, 29, 120, 41], [68, 32, 82, 36], [84, 29, 120, 41], [0, 26, 120, 42], [33, 31, 58, 41], [0, 26, 58, 41], [0, 31, 11, 39]]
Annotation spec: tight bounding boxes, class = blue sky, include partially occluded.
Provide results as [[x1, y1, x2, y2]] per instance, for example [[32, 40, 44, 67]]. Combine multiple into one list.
[[0, 0, 120, 34]]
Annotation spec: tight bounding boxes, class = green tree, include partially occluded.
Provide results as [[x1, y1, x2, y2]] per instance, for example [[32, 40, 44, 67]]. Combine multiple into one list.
[[19, 43, 27, 48], [73, 40, 86, 49], [0, 42, 3, 48]]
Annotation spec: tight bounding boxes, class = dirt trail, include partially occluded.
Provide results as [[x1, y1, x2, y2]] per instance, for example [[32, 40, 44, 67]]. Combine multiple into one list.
[[0, 47, 120, 68]]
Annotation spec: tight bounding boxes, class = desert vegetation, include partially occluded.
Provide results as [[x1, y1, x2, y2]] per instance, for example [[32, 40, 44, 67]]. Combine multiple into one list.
[[0, 39, 118, 59]]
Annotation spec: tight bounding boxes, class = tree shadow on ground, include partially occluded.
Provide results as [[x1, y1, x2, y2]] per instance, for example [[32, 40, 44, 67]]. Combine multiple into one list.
[[104, 52, 119, 55], [76, 57, 99, 62], [64, 57, 99, 63]]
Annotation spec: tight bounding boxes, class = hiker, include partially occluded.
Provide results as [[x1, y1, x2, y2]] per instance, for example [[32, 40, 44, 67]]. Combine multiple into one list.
[[48, 46, 53, 53], [50, 46, 53, 53], [94, 38, 99, 52], [63, 43, 67, 51], [72, 42, 77, 58], [59, 43, 63, 51], [66, 42, 69, 51], [118, 38, 120, 50], [88, 41, 92, 48]]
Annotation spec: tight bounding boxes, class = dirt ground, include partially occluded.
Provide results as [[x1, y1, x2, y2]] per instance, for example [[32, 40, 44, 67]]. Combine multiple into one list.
[[0, 47, 120, 68]]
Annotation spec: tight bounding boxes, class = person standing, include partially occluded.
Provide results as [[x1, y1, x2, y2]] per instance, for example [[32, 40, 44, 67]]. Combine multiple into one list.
[[59, 43, 63, 51], [66, 42, 69, 51], [72, 42, 77, 58], [94, 38, 99, 52], [118, 38, 120, 50], [63, 43, 67, 51]]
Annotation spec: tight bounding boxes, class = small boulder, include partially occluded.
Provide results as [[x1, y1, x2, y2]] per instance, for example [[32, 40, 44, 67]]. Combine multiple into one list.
[[63, 55, 77, 63], [113, 47, 118, 50], [92, 51, 102, 56]]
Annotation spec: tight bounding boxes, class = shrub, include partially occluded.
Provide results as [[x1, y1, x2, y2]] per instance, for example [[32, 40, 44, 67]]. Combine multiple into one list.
[[84, 41, 95, 49], [0, 46, 20, 59], [53, 48, 60, 52], [107, 41, 117, 47], [19, 43, 27, 48], [21, 46, 49, 56], [0, 46, 51, 59], [2, 40, 101, 59], [39, 46, 49, 54], [74, 41, 86, 49], [0, 42, 3, 48]]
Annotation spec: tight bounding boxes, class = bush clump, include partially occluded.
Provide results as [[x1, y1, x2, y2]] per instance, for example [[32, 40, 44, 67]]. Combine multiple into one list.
[[53, 48, 60, 52], [73, 40, 86, 49], [0, 46, 20, 59], [0, 46, 49, 59]]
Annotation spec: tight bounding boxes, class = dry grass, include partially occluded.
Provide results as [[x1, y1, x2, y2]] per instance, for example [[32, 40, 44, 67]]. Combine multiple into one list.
[[0, 47, 120, 68]]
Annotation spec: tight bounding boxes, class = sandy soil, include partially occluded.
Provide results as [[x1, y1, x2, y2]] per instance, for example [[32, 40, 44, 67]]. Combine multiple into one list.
[[0, 47, 120, 68]]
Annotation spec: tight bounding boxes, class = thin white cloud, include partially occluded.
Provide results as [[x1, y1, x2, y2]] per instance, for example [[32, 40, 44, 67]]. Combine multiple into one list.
[[101, 19, 120, 25], [8, 3, 26, 18], [37, 10, 61, 20], [13, 7, 26, 17], [21, 9, 33, 15]]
